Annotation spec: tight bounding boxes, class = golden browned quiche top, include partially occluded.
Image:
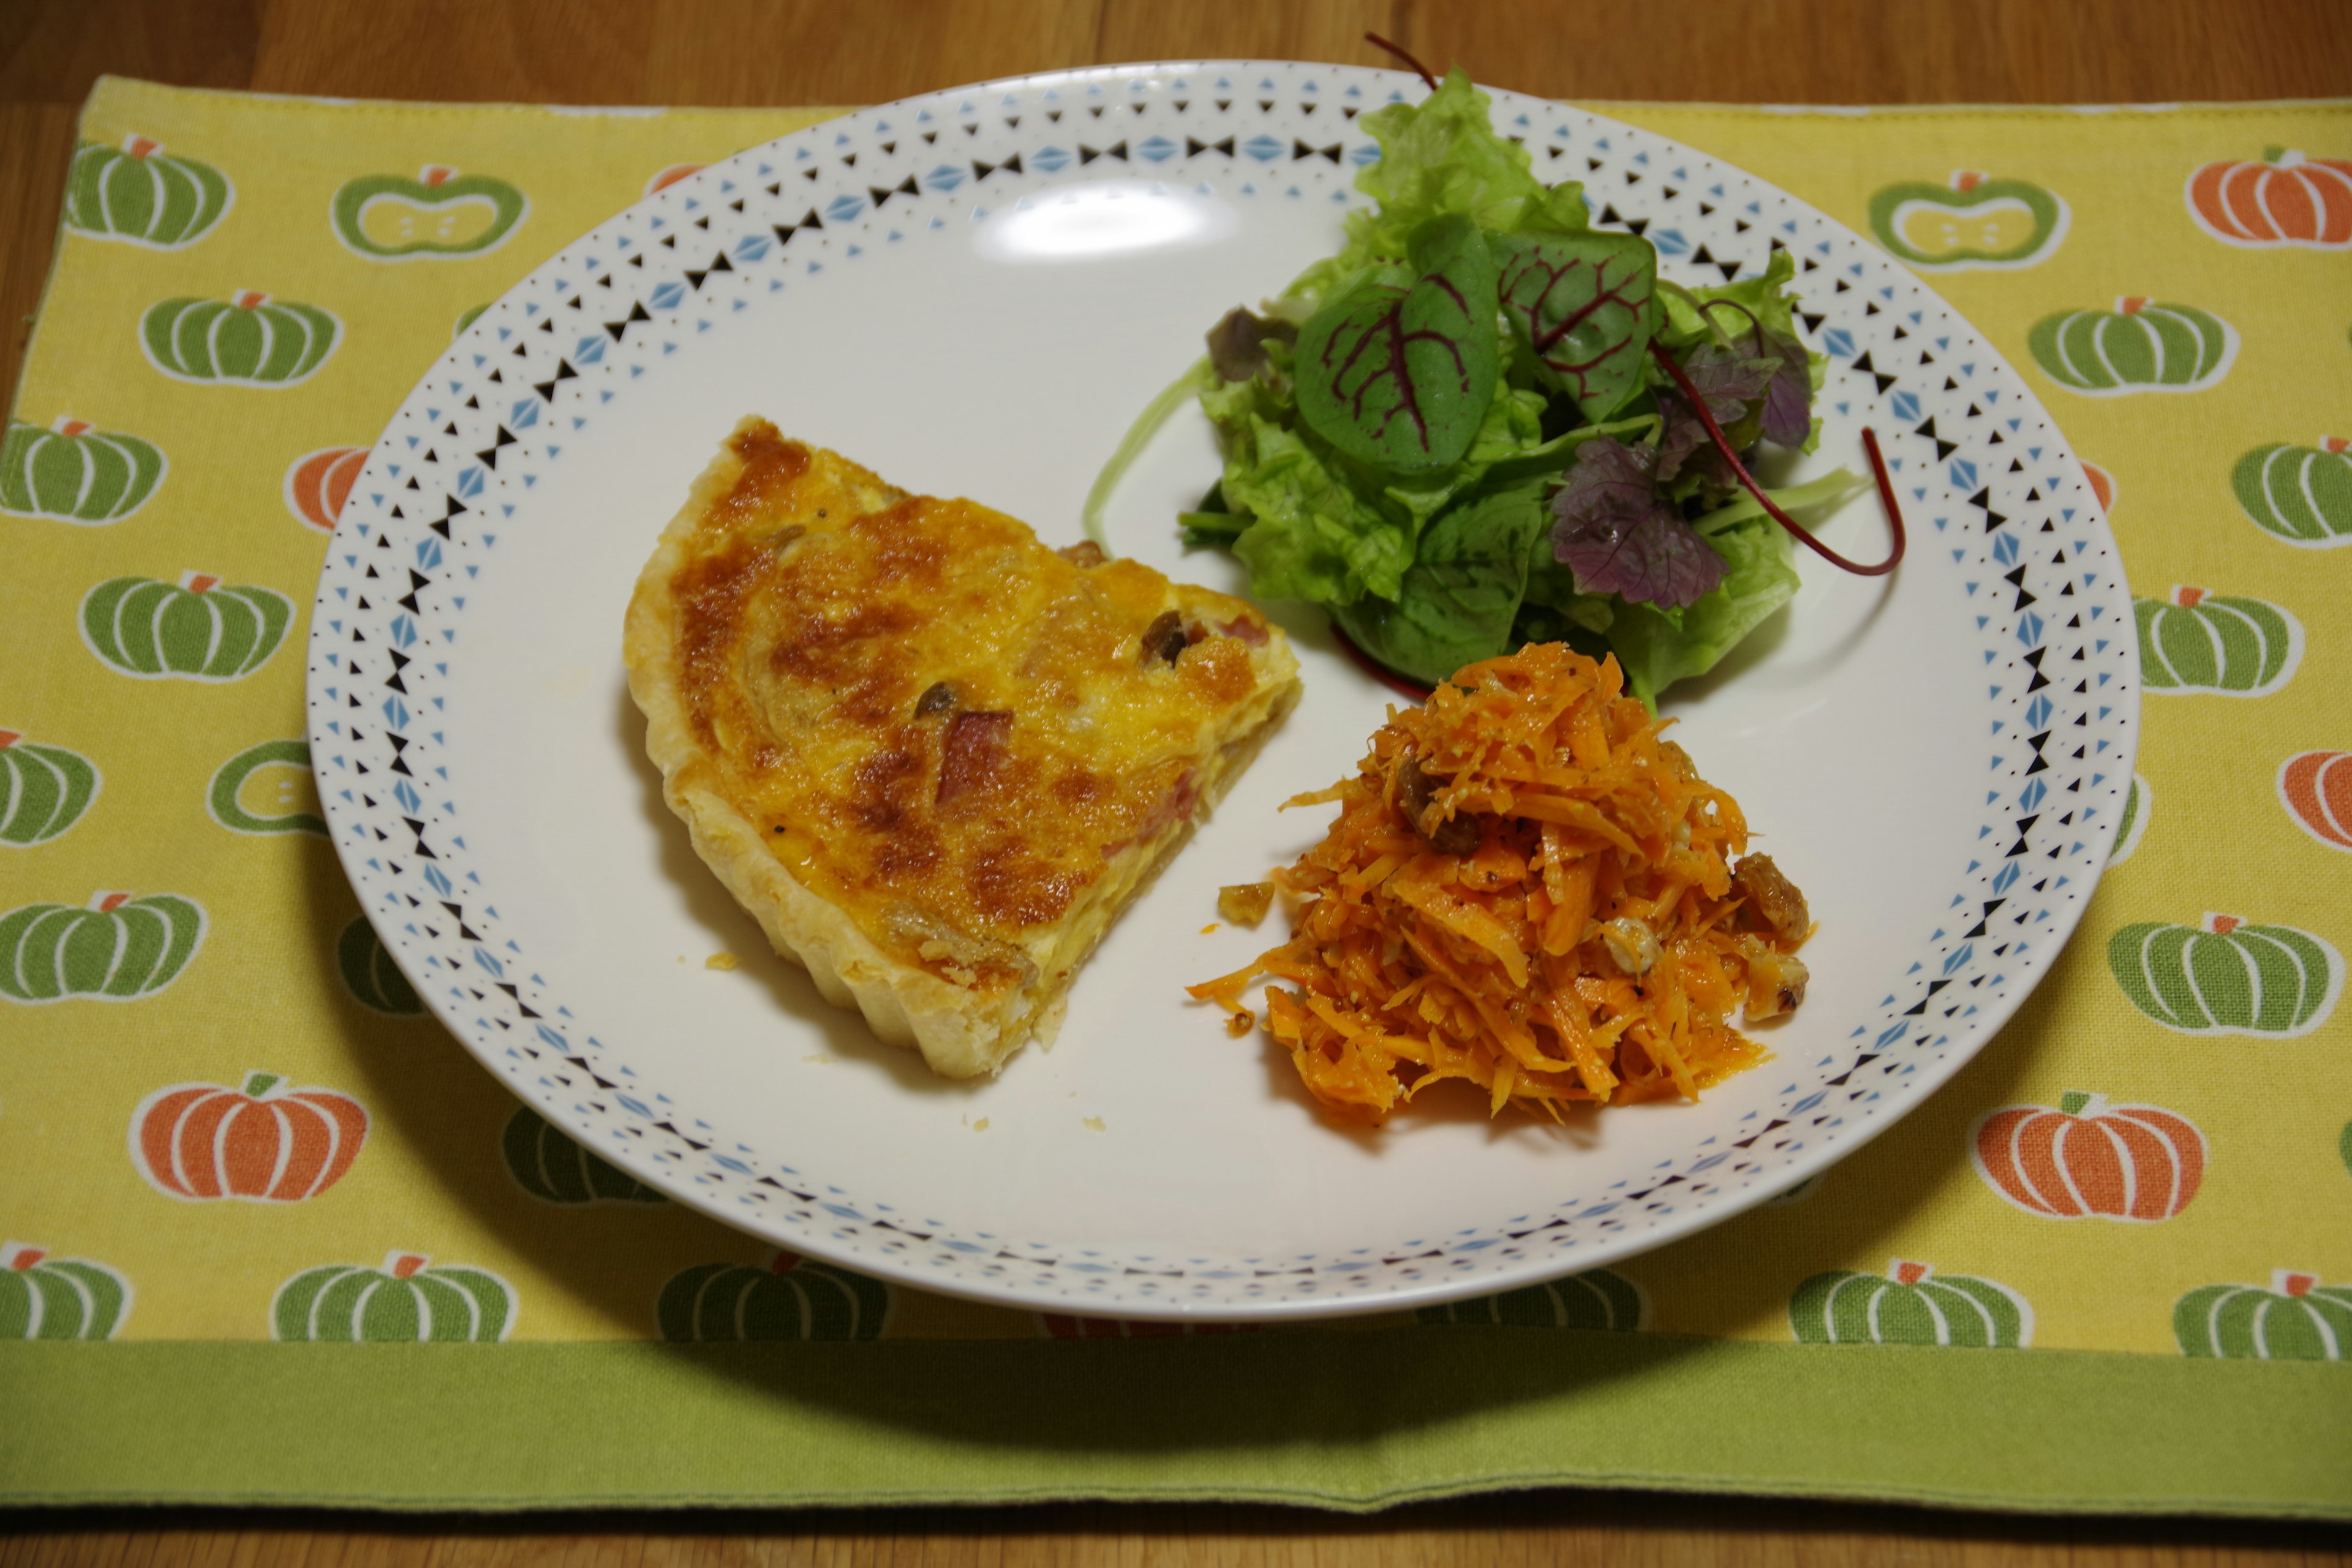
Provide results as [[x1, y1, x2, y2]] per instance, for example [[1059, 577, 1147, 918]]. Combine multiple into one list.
[[625, 418, 1299, 1077]]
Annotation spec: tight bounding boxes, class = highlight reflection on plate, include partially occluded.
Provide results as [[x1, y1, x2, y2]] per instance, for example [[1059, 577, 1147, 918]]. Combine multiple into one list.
[[974, 179, 1240, 264]]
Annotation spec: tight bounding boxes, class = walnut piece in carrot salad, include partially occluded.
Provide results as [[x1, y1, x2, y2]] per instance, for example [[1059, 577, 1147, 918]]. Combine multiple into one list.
[[1190, 642, 1812, 1126]]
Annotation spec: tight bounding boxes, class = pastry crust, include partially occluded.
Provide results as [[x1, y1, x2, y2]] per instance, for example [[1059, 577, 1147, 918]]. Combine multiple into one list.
[[625, 418, 1300, 1078]]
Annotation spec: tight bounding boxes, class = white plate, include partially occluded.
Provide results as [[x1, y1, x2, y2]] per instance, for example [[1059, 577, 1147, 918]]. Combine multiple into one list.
[[306, 62, 2139, 1320]]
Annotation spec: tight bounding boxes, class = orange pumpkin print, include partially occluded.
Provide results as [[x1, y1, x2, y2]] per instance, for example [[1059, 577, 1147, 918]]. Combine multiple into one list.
[[1971, 1090, 2206, 1222], [129, 1070, 368, 1202], [643, 163, 706, 197], [2280, 751, 2352, 853], [2186, 148, 2352, 249], [282, 446, 366, 533], [2081, 461, 2116, 516]]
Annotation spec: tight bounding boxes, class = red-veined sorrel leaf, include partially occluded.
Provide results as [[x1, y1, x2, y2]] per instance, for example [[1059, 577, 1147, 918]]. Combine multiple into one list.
[[1490, 230, 1659, 421], [1295, 214, 1500, 472]]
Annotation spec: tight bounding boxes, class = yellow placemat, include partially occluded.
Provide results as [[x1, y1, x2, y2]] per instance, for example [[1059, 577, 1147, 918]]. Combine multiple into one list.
[[1, 76, 2347, 1516]]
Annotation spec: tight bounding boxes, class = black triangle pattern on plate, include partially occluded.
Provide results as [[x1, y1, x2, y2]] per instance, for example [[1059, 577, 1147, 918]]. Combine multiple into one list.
[[306, 64, 2135, 1314]]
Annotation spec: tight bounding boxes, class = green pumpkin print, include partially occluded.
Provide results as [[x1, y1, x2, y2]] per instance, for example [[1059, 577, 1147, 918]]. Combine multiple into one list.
[[2135, 586, 2301, 696], [272, 1251, 514, 1342], [65, 134, 232, 249], [336, 916, 423, 1016], [0, 417, 167, 525], [2108, 912, 2342, 1038], [2109, 773, 2150, 865], [332, 166, 527, 260], [207, 739, 325, 837], [1415, 1267, 1648, 1329], [1790, 1259, 2032, 1348], [1867, 170, 2068, 270], [2027, 296, 2237, 395], [2232, 436, 2352, 547], [81, 571, 293, 683], [0, 731, 100, 847], [502, 1106, 667, 1205], [657, 1253, 891, 1342], [140, 291, 339, 386], [0, 891, 205, 1004], [2176, 1270, 2352, 1360], [0, 1242, 131, 1340]]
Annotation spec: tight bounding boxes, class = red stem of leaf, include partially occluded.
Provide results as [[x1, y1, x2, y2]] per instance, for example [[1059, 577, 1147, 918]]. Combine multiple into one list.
[[1695, 296, 1769, 357], [1646, 339, 1906, 578], [1363, 32, 1439, 92], [1329, 619, 1436, 700]]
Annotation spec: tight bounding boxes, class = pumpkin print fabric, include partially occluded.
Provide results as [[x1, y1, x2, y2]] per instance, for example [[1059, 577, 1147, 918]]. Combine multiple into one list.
[[657, 1253, 891, 1343], [65, 135, 232, 251], [0, 732, 102, 847], [1866, 171, 2068, 270], [1789, 1261, 2034, 1349], [80, 573, 293, 682], [2174, 1270, 2352, 1360], [130, 1072, 369, 1203], [0, 83, 2343, 1389], [2185, 149, 2352, 249], [272, 1251, 514, 1343], [1, 417, 167, 525], [1417, 1269, 1651, 1330], [1971, 1093, 2206, 1221], [1, 1242, 132, 1340]]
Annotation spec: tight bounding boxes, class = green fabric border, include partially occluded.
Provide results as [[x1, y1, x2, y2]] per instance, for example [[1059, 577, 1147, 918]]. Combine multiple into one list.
[[4, 1330, 2347, 1518]]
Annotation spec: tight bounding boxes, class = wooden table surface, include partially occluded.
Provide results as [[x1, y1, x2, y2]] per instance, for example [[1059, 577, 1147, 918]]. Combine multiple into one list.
[[2, 1, 2346, 1563]]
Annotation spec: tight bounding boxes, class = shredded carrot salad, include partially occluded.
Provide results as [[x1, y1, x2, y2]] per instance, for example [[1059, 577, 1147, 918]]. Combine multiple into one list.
[[1189, 643, 1812, 1126]]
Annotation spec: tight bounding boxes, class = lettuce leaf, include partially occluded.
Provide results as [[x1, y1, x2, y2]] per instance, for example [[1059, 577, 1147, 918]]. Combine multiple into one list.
[[1201, 347, 1547, 606], [1658, 249, 1803, 348], [1602, 515, 1797, 706], [1597, 468, 1870, 704], [1331, 481, 1554, 685], [1286, 70, 1588, 305]]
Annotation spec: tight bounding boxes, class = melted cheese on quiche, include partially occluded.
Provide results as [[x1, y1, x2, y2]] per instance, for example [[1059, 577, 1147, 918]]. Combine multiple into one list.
[[625, 418, 1300, 1078]]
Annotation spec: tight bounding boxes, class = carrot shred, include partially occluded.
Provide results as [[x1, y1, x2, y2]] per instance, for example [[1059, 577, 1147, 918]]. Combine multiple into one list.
[[1196, 643, 1807, 1126]]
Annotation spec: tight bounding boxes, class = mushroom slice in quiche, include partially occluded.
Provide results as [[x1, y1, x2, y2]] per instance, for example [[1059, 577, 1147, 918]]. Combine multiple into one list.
[[625, 418, 1302, 1079]]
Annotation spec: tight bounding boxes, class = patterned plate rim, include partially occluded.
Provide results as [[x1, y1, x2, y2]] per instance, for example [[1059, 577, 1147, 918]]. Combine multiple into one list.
[[305, 61, 2141, 1319]]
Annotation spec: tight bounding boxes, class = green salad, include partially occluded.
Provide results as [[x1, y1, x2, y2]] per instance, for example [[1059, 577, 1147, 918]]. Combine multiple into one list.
[[1087, 70, 1883, 704]]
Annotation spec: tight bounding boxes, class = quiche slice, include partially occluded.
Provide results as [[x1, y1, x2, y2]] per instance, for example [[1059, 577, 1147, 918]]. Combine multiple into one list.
[[625, 418, 1302, 1079]]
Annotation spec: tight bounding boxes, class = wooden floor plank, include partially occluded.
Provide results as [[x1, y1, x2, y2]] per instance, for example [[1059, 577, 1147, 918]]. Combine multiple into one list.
[[1436, 0, 2352, 104], [11, 1502, 2342, 1568], [0, 101, 80, 412], [246, 0, 1101, 107], [0, 0, 257, 106]]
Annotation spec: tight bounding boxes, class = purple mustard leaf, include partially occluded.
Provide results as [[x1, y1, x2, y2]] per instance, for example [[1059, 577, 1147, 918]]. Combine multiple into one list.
[[1654, 393, 1733, 485], [1678, 343, 1773, 422], [1205, 306, 1298, 383], [1653, 344, 1776, 483], [1548, 437, 1726, 609], [1755, 329, 1814, 448], [1552, 434, 1658, 526]]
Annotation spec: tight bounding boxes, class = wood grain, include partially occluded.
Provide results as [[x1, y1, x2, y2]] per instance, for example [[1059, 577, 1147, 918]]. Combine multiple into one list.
[[0, 103, 80, 411], [1, 1498, 2348, 1568], [1, 0, 2346, 1560]]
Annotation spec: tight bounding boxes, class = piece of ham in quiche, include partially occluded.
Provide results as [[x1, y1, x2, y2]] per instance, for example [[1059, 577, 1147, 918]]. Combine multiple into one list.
[[624, 418, 1301, 1078]]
